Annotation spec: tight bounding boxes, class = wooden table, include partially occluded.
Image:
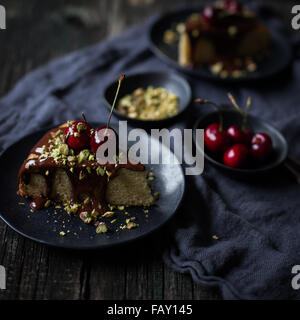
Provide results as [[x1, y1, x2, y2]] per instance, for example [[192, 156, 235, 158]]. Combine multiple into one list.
[[0, 0, 296, 300]]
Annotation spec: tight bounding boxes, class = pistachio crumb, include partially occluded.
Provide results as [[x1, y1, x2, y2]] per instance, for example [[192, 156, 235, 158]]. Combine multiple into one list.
[[96, 167, 105, 176], [96, 222, 108, 234], [127, 221, 138, 229], [102, 211, 115, 218]]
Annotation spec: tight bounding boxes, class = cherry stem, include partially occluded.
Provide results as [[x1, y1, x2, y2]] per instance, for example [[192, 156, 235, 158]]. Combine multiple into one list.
[[106, 74, 125, 134], [243, 96, 252, 130], [81, 112, 87, 122], [227, 93, 251, 131], [194, 98, 223, 132]]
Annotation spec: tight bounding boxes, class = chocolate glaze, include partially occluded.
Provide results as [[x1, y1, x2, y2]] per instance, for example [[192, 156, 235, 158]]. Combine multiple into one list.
[[18, 126, 145, 219]]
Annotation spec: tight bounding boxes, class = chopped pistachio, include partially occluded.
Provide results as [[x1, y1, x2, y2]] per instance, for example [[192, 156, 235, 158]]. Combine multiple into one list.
[[79, 170, 86, 180], [59, 231, 66, 236], [110, 219, 117, 224], [91, 209, 99, 218], [78, 149, 90, 163], [102, 211, 115, 218], [211, 62, 223, 75], [18, 202, 25, 206], [126, 218, 130, 224], [44, 200, 51, 208], [127, 221, 138, 229], [77, 122, 87, 132], [96, 167, 105, 176], [85, 217, 92, 224], [70, 203, 80, 214], [59, 143, 69, 156], [86, 166, 92, 174], [53, 129, 62, 138], [45, 170, 49, 176], [212, 235, 219, 240], [88, 154, 95, 161], [106, 170, 112, 177], [117, 205, 125, 211], [96, 222, 108, 234], [74, 132, 80, 138], [70, 167, 74, 173]]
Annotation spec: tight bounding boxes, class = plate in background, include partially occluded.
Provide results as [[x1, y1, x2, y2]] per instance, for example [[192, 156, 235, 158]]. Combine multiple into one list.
[[149, 7, 293, 83]]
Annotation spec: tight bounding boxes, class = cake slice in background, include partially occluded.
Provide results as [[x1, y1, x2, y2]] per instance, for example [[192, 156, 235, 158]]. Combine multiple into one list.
[[178, 0, 270, 77]]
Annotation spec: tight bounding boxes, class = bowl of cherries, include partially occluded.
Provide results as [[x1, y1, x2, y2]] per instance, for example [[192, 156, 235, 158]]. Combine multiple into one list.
[[193, 94, 288, 175]]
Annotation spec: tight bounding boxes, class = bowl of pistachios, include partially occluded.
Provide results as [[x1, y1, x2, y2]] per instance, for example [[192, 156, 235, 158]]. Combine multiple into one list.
[[103, 71, 192, 125]]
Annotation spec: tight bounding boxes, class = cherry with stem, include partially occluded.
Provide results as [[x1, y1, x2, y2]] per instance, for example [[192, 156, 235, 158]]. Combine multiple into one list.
[[194, 98, 224, 132], [90, 74, 125, 154], [195, 98, 231, 154]]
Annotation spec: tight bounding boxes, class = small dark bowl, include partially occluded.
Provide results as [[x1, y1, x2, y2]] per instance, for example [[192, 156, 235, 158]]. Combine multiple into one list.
[[193, 110, 288, 175], [103, 71, 191, 125]]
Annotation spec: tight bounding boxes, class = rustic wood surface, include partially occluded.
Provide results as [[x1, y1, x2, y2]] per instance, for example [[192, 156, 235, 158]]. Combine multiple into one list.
[[0, 0, 296, 300]]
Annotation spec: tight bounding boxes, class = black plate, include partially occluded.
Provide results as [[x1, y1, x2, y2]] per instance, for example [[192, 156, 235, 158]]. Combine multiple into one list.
[[0, 125, 185, 249], [103, 71, 191, 124], [193, 110, 288, 175], [149, 7, 293, 82]]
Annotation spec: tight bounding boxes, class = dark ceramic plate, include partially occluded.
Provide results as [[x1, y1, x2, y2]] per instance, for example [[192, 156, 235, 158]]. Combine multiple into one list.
[[193, 110, 288, 175], [103, 71, 191, 124], [149, 7, 293, 82], [0, 124, 185, 249]]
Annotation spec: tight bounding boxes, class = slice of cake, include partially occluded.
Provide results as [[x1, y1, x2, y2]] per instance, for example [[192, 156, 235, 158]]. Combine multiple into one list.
[[178, 0, 270, 77], [18, 122, 155, 225]]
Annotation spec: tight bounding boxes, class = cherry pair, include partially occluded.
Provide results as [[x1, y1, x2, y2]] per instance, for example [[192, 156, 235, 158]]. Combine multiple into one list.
[[63, 75, 125, 155]]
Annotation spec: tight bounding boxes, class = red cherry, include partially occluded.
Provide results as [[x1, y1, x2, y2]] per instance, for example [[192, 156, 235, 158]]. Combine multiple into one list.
[[64, 121, 92, 152], [204, 123, 231, 154], [202, 6, 219, 26], [90, 126, 118, 154], [222, 0, 242, 14], [223, 144, 248, 168], [250, 132, 272, 162], [227, 125, 254, 146], [243, 129, 254, 146], [226, 125, 246, 144]]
